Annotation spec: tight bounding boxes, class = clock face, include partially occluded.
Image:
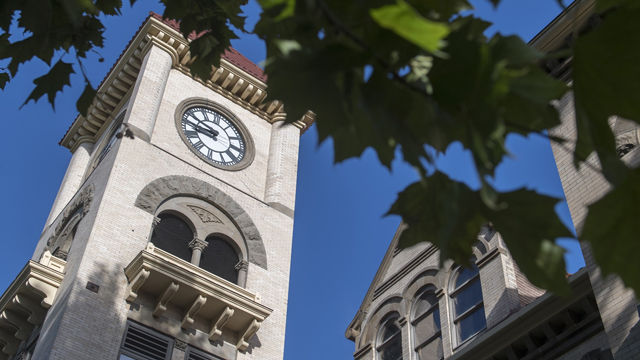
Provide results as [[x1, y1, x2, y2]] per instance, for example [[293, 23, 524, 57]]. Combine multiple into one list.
[[181, 107, 246, 166]]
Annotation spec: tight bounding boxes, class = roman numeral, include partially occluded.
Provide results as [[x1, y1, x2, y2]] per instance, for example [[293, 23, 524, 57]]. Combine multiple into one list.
[[185, 130, 199, 138], [212, 113, 221, 125], [207, 149, 214, 159], [229, 144, 243, 152], [225, 150, 238, 163], [193, 141, 205, 150]]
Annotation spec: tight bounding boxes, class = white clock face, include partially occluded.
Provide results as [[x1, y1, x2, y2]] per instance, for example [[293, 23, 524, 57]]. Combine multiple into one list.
[[181, 107, 246, 166]]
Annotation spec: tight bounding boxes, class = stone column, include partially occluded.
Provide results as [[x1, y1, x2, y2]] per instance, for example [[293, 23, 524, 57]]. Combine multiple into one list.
[[122, 45, 172, 141], [189, 238, 208, 266], [44, 142, 94, 229], [235, 260, 249, 287], [264, 121, 300, 218]]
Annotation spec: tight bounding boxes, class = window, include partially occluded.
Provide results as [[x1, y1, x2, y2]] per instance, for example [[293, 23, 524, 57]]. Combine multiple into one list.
[[377, 314, 403, 360], [450, 262, 486, 345], [151, 213, 194, 263], [412, 290, 443, 359], [119, 321, 173, 360], [200, 236, 240, 284]]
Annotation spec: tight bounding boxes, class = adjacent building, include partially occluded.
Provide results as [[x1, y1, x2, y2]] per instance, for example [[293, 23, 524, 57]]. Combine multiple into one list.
[[0, 13, 312, 360], [345, 1, 640, 359]]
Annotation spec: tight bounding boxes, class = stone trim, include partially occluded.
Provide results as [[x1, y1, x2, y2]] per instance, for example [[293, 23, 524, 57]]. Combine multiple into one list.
[[134, 175, 267, 269], [0, 252, 66, 357], [373, 244, 438, 300]]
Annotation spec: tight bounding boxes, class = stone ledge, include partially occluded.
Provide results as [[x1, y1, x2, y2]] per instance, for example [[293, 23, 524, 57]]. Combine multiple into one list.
[[0, 252, 66, 359], [124, 243, 272, 351]]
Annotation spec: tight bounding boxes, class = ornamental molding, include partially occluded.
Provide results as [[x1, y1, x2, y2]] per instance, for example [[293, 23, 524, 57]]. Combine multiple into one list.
[[61, 15, 314, 152], [0, 252, 66, 357], [134, 175, 267, 269], [187, 205, 224, 224]]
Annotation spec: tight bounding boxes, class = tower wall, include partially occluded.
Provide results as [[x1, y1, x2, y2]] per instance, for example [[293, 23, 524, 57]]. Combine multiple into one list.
[[25, 17, 301, 360], [549, 92, 640, 359]]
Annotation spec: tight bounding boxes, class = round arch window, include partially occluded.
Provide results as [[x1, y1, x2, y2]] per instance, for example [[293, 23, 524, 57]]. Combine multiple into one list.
[[151, 213, 194, 263]]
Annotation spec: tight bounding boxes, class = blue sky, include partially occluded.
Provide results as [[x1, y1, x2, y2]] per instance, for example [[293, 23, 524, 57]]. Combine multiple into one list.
[[0, 1, 582, 359]]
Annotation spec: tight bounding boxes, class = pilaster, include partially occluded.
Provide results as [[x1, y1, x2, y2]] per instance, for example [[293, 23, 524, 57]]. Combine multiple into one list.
[[44, 142, 94, 229], [123, 45, 172, 141]]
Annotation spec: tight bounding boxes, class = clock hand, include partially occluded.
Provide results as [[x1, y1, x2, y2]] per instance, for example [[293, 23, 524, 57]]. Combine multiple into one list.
[[185, 119, 219, 137]]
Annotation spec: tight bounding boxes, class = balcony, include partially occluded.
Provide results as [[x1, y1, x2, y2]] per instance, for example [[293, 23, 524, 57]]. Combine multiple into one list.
[[124, 243, 272, 351], [0, 252, 66, 359]]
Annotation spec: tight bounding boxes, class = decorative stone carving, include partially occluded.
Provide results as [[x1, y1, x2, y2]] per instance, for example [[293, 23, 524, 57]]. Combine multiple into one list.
[[187, 205, 224, 224], [188, 238, 208, 252], [181, 295, 207, 329], [209, 307, 234, 341], [0, 252, 65, 357], [45, 184, 95, 258], [235, 260, 249, 271], [237, 319, 261, 351], [134, 176, 267, 269], [152, 216, 161, 228], [174, 339, 187, 351]]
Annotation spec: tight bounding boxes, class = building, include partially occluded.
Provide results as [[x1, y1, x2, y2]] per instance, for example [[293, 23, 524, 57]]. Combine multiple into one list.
[[345, 1, 640, 360], [0, 13, 312, 360]]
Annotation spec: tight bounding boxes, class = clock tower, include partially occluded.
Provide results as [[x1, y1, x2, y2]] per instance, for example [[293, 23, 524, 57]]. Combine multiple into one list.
[[0, 13, 312, 360]]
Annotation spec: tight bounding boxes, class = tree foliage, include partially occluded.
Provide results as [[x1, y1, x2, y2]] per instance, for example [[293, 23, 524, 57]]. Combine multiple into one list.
[[1, 0, 639, 295]]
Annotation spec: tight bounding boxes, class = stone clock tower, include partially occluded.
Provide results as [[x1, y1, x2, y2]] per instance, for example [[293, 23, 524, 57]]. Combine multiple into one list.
[[0, 13, 312, 360]]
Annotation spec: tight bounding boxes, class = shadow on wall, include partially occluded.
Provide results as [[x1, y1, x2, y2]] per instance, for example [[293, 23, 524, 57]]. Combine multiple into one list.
[[31, 260, 124, 359]]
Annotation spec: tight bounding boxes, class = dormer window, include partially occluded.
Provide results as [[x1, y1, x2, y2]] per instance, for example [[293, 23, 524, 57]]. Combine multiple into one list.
[[450, 261, 486, 345], [377, 314, 403, 360]]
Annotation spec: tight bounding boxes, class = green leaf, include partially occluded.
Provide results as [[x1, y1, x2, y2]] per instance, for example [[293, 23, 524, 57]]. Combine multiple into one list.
[[388, 172, 486, 265], [257, 0, 295, 20], [77, 83, 97, 117], [582, 167, 640, 295], [572, 8, 640, 184], [486, 190, 571, 294], [0, 72, 9, 90], [370, 0, 450, 55], [22, 59, 74, 110]]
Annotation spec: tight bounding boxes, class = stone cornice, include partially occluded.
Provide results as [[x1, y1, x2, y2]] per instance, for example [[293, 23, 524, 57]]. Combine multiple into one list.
[[0, 252, 66, 357], [61, 15, 314, 152]]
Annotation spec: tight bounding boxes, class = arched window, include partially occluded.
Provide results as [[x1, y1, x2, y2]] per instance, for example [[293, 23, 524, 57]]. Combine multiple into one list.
[[201, 236, 240, 284], [377, 314, 403, 360], [412, 290, 442, 359], [450, 261, 486, 345], [151, 213, 194, 263]]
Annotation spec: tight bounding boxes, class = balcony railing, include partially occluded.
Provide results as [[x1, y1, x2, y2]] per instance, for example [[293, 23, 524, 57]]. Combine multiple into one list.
[[124, 243, 272, 351], [0, 251, 66, 358]]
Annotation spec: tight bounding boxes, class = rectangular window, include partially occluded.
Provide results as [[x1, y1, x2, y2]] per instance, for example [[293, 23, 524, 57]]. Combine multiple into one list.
[[119, 321, 173, 360]]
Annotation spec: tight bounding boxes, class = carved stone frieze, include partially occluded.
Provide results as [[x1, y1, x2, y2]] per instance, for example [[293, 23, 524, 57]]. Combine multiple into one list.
[[187, 205, 223, 224]]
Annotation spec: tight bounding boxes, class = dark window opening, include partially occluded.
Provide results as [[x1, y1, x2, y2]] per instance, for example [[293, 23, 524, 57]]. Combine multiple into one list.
[[151, 213, 194, 263], [200, 236, 239, 284]]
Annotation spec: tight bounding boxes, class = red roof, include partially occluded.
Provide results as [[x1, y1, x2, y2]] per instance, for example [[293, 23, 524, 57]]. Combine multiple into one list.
[[149, 12, 267, 82]]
